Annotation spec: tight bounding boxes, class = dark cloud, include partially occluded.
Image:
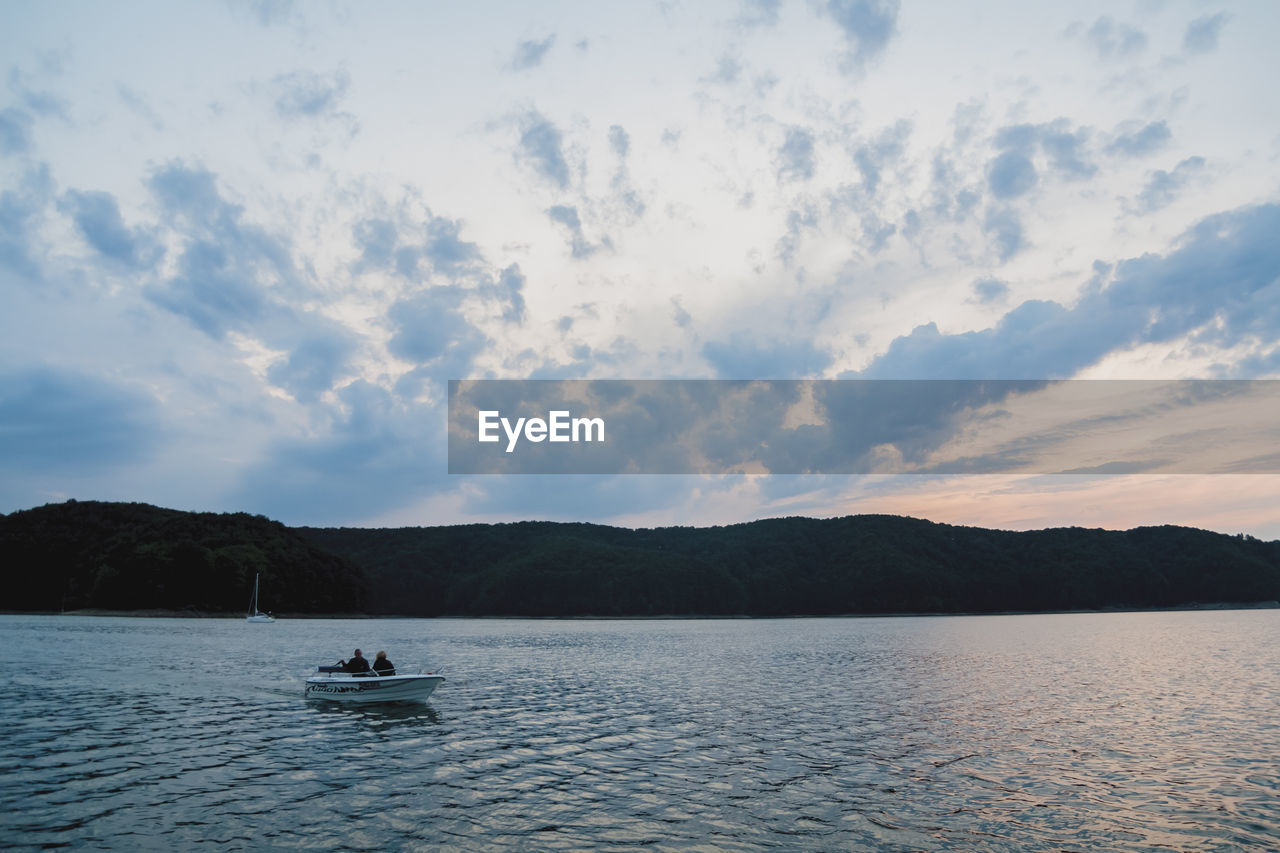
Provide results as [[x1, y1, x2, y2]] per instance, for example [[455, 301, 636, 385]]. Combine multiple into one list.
[[271, 69, 350, 118], [516, 112, 571, 189], [1106, 121, 1171, 157], [0, 366, 162, 473], [776, 203, 819, 265], [230, 381, 446, 524], [777, 127, 816, 182], [0, 107, 31, 155], [0, 164, 53, 280], [972, 277, 1009, 304], [7, 68, 68, 119], [265, 330, 355, 403], [145, 163, 296, 338], [852, 120, 910, 196], [860, 212, 896, 253], [494, 264, 527, 325], [987, 150, 1037, 199], [147, 238, 274, 339], [1131, 156, 1205, 214], [983, 207, 1025, 261], [826, 0, 900, 68], [387, 285, 488, 373], [859, 203, 1280, 378], [988, 120, 1097, 197], [59, 189, 160, 270], [702, 332, 833, 378], [423, 216, 481, 273], [548, 205, 602, 259], [1183, 13, 1227, 55], [1038, 123, 1096, 180], [351, 218, 398, 272], [508, 35, 556, 71]]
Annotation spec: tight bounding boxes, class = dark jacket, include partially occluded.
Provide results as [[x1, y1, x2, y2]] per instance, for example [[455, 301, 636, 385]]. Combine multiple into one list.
[[342, 655, 371, 674], [373, 658, 396, 676]]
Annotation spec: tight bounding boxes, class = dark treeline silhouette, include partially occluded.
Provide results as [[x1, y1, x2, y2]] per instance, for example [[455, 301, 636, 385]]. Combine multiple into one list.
[[2, 501, 366, 613], [3, 501, 1278, 616], [302, 516, 1280, 616]]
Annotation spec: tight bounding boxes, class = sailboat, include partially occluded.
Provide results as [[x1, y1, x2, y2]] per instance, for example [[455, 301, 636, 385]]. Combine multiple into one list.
[[246, 573, 275, 623]]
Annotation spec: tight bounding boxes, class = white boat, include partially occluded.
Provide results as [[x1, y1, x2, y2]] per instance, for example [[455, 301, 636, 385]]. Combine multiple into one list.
[[246, 573, 275, 623], [304, 666, 445, 704]]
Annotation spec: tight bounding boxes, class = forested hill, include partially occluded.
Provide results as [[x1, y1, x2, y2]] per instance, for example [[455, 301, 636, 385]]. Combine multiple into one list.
[[301, 516, 1280, 616], [2, 501, 366, 613], [3, 501, 1279, 616]]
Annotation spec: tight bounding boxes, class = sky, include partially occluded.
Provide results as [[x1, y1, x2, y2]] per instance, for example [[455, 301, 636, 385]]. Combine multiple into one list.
[[2, 0, 1279, 536]]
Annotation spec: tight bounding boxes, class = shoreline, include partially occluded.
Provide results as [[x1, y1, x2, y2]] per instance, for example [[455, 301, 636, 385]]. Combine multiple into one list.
[[6, 601, 1278, 620]]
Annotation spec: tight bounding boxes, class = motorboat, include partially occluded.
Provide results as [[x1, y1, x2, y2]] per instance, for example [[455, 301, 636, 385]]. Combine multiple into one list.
[[304, 666, 445, 704]]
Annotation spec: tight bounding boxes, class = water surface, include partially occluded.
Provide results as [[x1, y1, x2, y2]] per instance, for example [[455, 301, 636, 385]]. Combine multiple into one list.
[[1, 611, 1277, 850]]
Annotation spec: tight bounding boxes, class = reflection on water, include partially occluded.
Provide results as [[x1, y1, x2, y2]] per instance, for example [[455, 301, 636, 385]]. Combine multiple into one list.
[[0, 611, 1277, 850]]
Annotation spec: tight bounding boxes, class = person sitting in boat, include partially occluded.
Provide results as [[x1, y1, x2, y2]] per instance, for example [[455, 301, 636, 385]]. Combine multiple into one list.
[[372, 650, 395, 676], [339, 649, 371, 675]]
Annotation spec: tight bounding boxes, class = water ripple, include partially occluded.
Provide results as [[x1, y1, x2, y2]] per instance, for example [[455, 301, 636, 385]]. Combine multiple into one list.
[[1, 612, 1278, 850]]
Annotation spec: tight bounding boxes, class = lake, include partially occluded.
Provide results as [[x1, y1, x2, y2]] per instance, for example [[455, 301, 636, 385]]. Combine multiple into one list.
[[1, 611, 1277, 851]]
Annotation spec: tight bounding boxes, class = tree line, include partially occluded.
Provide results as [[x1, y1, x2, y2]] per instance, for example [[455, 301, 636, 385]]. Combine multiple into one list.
[[7, 500, 1275, 617]]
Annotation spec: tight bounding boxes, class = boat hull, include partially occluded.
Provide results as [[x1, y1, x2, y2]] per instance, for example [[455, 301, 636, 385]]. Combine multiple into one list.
[[304, 673, 444, 704], [246, 614, 275, 623]]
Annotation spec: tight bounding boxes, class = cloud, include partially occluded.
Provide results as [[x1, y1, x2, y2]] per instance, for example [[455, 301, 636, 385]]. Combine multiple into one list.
[[59, 189, 161, 270], [825, 0, 900, 69], [987, 120, 1096, 199], [608, 125, 629, 159], [493, 264, 527, 325], [983, 207, 1025, 261], [229, 380, 446, 524], [776, 127, 816, 182], [516, 111, 571, 189], [972, 277, 1009, 304], [508, 35, 556, 71], [1131, 156, 1205, 214], [1038, 123, 1096, 180], [1106, 121, 1171, 157], [702, 332, 833, 378], [1074, 17, 1147, 60], [0, 164, 54, 280], [987, 150, 1037, 199], [246, 0, 295, 26], [351, 217, 398, 273], [265, 330, 355, 403], [851, 120, 911, 196], [145, 163, 297, 339], [704, 54, 742, 85], [7, 68, 68, 119], [271, 69, 351, 119], [387, 285, 488, 374], [736, 0, 781, 29], [548, 204, 600, 259], [859, 202, 1280, 379], [423, 216, 481, 273], [0, 108, 32, 155], [0, 366, 162, 473], [1183, 13, 1227, 55]]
